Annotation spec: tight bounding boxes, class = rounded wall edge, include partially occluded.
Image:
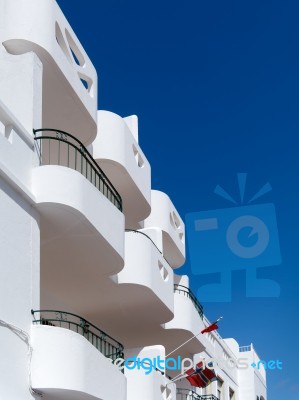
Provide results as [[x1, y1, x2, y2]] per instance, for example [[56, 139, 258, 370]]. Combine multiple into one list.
[[31, 324, 127, 400]]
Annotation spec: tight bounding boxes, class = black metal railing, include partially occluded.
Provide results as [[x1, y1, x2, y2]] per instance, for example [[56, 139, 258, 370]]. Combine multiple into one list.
[[125, 229, 163, 255], [125, 229, 173, 267], [174, 284, 204, 319], [156, 368, 172, 380], [177, 389, 219, 400], [176, 388, 201, 400], [33, 129, 122, 211], [31, 309, 124, 362]]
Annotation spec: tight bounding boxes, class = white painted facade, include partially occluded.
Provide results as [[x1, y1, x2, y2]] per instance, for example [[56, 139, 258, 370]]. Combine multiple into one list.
[[0, 1, 267, 400]]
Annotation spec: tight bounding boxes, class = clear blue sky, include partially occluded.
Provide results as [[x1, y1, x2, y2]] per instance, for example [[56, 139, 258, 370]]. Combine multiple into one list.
[[58, 0, 299, 398]]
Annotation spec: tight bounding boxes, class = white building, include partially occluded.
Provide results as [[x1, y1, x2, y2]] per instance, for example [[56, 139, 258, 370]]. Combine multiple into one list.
[[0, 1, 267, 399]]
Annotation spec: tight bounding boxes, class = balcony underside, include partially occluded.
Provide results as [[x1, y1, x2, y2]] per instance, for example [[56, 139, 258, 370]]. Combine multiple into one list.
[[41, 270, 205, 361], [78, 282, 205, 360], [41, 277, 174, 337], [39, 204, 122, 313], [93, 319, 205, 365], [32, 166, 125, 313], [3, 40, 96, 145]]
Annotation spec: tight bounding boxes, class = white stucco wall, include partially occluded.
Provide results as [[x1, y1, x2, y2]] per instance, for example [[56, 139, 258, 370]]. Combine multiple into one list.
[[0, 51, 42, 135], [0, 48, 41, 400], [0, 177, 40, 399]]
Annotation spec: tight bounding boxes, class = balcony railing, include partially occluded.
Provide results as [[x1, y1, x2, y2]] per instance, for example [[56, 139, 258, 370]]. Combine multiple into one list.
[[177, 388, 201, 400], [33, 129, 122, 211], [239, 344, 252, 352], [126, 228, 171, 261], [174, 284, 204, 319], [31, 309, 124, 362], [125, 229, 162, 253], [177, 389, 219, 400]]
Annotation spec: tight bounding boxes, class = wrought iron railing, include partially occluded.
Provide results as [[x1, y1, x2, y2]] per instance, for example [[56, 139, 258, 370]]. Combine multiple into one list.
[[177, 389, 219, 400], [31, 309, 124, 362], [125, 229, 163, 255], [174, 284, 204, 319], [33, 129, 122, 211], [141, 363, 172, 380], [176, 388, 200, 400], [156, 368, 172, 380]]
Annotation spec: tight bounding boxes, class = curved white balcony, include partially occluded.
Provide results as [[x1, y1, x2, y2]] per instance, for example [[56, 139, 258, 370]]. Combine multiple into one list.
[[83, 274, 205, 357], [160, 276, 206, 360], [125, 346, 175, 400], [92, 111, 151, 226], [117, 230, 174, 318], [0, 0, 97, 143], [31, 324, 126, 400], [32, 163, 124, 313], [162, 292, 206, 358], [82, 230, 174, 346], [126, 368, 174, 400], [143, 191, 185, 268], [103, 276, 205, 361]]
